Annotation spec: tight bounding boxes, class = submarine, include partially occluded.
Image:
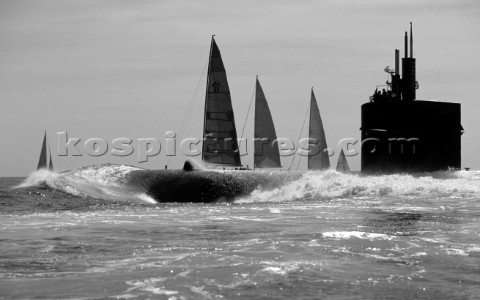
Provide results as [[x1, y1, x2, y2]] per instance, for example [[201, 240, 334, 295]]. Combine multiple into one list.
[[127, 160, 301, 203], [361, 23, 463, 173]]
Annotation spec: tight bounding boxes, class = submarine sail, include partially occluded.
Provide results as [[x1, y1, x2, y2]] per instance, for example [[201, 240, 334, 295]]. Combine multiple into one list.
[[361, 23, 463, 173]]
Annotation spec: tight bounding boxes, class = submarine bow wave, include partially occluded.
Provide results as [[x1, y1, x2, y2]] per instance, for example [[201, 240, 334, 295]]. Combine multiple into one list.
[[16, 165, 480, 204], [240, 169, 480, 203], [18, 164, 155, 204]]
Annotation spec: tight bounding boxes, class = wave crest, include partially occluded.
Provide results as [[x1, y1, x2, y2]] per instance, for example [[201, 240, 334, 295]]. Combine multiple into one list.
[[15, 169, 59, 188], [16, 165, 480, 204], [18, 164, 156, 204], [239, 169, 480, 203]]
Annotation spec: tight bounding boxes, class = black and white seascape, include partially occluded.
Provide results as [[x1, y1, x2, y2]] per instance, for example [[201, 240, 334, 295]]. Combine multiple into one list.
[[2, 1, 480, 299], [1, 167, 479, 299]]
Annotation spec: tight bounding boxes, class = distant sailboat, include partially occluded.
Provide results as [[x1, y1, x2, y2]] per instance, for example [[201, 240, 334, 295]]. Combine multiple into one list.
[[336, 149, 350, 172], [202, 36, 242, 167], [37, 131, 54, 171], [307, 89, 330, 170], [254, 78, 282, 169]]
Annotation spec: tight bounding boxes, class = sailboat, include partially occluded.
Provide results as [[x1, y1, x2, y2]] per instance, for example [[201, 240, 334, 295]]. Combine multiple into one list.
[[253, 78, 282, 169], [201, 36, 242, 168], [336, 149, 350, 172], [200, 37, 283, 170], [37, 131, 54, 171], [307, 88, 330, 170]]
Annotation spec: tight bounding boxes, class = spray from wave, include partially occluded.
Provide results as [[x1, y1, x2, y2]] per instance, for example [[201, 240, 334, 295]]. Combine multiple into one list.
[[239, 169, 480, 203], [15, 169, 60, 188], [17, 164, 156, 204], [15, 165, 480, 204]]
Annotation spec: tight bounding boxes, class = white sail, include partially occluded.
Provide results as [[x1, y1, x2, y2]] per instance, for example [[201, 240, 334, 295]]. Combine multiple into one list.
[[202, 37, 241, 167], [254, 78, 282, 169], [336, 149, 350, 172], [308, 89, 330, 170]]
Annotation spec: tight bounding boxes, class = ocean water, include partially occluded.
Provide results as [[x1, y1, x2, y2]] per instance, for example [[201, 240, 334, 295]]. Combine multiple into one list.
[[1, 165, 480, 299]]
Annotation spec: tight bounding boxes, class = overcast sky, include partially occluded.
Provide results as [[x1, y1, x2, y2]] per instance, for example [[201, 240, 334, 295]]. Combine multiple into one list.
[[1, 0, 479, 176]]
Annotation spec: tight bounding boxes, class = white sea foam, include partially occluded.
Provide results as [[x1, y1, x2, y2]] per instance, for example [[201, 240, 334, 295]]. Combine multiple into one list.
[[261, 266, 288, 275], [258, 262, 301, 276], [269, 208, 282, 214], [445, 248, 469, 256], [61, 163, 141, 187], [124, 278, 178, 296], [27, 164, 156, 204], [18, 164, 480, 205], [190, 286, 216, 298], [238, 169, 480, 203], [136, 193, 156, 204], [322, 231, 394, 241], [466, 245, 480, 253], [14, 169, 60, 188]]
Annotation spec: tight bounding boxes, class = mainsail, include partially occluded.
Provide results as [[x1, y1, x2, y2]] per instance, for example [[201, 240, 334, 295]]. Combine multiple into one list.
[[308, 89, 330, 170], [254, 78, 282, 169], [336, 149, 350, 172], [202, 37, 241, 167]]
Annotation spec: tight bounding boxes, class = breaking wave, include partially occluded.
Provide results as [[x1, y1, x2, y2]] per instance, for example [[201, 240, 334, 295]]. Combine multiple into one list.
[[15, 164, 480, 204], [17, 164, 156, 204], [239, 169, 480, 203], [15, 168, 60, 188]]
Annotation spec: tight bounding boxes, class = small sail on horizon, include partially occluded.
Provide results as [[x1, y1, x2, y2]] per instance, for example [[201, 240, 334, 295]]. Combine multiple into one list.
[[37, 132, 48, 170], [37, 131, 54, 171], [336, 149, 350, 172], [308, 89, 330, 170], [202, 36, 242, 167], [254, 78, 282, 169]]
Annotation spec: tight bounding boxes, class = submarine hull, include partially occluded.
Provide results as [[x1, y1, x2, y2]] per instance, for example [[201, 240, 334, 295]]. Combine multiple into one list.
[[361, 101, 462, 173], [126, 169, 301, 203]]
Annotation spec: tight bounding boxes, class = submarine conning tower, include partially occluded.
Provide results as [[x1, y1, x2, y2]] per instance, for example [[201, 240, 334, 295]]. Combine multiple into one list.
[[361, 23, 463, 173]]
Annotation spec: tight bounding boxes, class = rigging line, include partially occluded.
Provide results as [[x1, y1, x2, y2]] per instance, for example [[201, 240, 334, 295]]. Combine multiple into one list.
[[294, 137, 304, 171], [238, 78, 256, 150], [289, 99, 310, 170], [165, 56, 209, 167], [179, 59, 209, 137], [201, 37, 216, 163]]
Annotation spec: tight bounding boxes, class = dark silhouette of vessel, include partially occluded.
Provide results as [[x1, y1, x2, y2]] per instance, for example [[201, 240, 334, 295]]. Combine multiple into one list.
[[361, 23, 463, 173]]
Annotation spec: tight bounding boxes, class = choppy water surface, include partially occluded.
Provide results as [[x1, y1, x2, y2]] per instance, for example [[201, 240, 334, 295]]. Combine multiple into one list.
[[1, 166, 480, 299]]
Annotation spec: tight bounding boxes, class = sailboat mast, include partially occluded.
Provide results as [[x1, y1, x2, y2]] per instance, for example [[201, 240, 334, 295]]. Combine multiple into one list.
[[201, 36, 215, 164]]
